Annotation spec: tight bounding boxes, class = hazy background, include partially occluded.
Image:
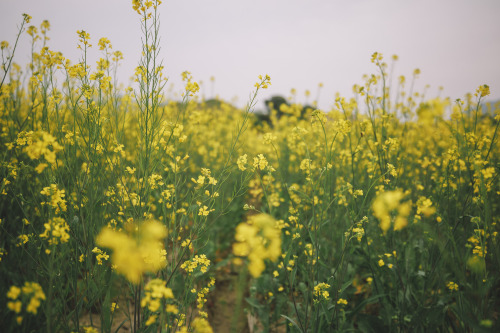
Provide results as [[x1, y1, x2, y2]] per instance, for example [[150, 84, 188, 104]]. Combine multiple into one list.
[[1, 0, 499, 111]]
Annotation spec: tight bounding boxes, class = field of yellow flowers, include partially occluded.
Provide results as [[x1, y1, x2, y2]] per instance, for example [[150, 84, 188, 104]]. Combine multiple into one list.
[[1, 2, 499, 333]]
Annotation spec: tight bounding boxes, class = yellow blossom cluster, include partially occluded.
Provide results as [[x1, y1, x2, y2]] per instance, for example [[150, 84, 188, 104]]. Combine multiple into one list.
[[140, 278, 174, 326], [96, 219, 167, 284], [237, 154, 248, 171], [372, 189, 411, 233], [180, 254, 211, 274], [337, 298, 348, 306], [446, 281, 459, 291], [415, 196, 436, 217], [91, 247, 109, 265], [6, 282, 46, 324], [194, 277, 215, 313], [178, 317, 213, 333], [13, 130, 62, 172], [40, 184, 67, 214], [233, 214, 282, 277], [313, 282, 330, 302], [39, 216, 70, 247]]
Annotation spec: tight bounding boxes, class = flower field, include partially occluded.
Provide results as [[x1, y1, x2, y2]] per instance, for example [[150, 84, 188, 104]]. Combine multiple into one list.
[[1, 2, 499, 332]]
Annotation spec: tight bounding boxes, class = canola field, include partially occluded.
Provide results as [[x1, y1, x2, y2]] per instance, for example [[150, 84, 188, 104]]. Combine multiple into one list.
[[1, 2, 499, 333]]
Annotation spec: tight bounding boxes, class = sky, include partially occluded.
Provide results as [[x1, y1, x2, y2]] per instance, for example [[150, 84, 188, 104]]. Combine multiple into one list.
[[1, 0, 500, 111]]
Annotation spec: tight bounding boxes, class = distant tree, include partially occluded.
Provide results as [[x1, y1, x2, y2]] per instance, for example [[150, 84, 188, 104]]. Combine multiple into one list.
[[264, 95, 289, 117]]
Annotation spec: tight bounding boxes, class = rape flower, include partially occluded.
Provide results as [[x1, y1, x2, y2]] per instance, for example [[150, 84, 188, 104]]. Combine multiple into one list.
[[253, 154, 274, 172], [352, 227, 365, 242], [22, 13, 32, 23], [481, 167, 495, 179], [372, 189, 411, 233], [233, 214, 282, 277], [96, 219, 167, 284], [198, 205, 214, 216], [263, 133, 277, 145], [181, 254, 211, 274], [313, 282, 330, 302], [40, 184, 67, 214], [337, 298, 348, 305], [40, 217, 70, 246], [446, 281, 459, 291], [77, 30, 91, 49], [371, 52, 383, 63], [0, 247, 7, 262], [300, 159, 315, 175], [476, 84, 490, 98], [237, 154, 248, 171], [178, 317, 213, 333], [92, 247, 109, 265], [98, 37, 112, 50], [7, 282, 46, 323], [24, 131, 63, 165], [255, 74, 271, 89], [7, 286, 21, 300], [416, 196, 436, 217], [83, 327, 98, 333], [166, 304, 178, 314], [141, 278, 173, 313]]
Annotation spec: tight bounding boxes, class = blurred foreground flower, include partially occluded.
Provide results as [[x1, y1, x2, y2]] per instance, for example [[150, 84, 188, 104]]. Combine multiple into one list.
[[372, 189, 411, 233], [233, 213, 281, 277], [6, 282, 45, 325], [96, 219, 167, 284]]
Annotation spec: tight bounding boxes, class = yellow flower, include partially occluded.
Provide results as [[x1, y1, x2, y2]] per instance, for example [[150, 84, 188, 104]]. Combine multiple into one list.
[[476, 84, 490, 98], [22, 13, 32, 23], [40, 184, 67, 214], [237, 154, 248, 171], [416, 196, 436, 217], [40, 217, 70, 245], [253, 154, 269, 171], [233, 214, 282, 278], [166, 304, 179, 314], [7, 301, 22, 313], [337, 298, 348, 305], [140, 278, 174, 312], [198, 205, 214, 216], [446, 281, 459, 291], [263, 133, 277, 145], [92, 247, 109, 265], [98, 37, 112, 50], [313, 282, 330, 302], [7, 286, 21, 300], [83, 327, 98, 333], [191, 317, 214, 333], [300, 159, 315, 175], [145, 314, 157, 326], [181, 254, 211, 274], [372, 189, 411, 233], [7, 282, 45, 317], [96, 220, 167, 284], [35, 163, 48, 173]]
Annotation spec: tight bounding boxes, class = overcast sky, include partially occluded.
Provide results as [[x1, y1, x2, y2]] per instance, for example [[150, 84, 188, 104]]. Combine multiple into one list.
[[1, 0, 499, 111]]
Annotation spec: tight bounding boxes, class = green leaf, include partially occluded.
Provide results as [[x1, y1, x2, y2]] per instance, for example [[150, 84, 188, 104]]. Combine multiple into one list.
[[245, 297, 264, 309], [281, 314, 304, 333]]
